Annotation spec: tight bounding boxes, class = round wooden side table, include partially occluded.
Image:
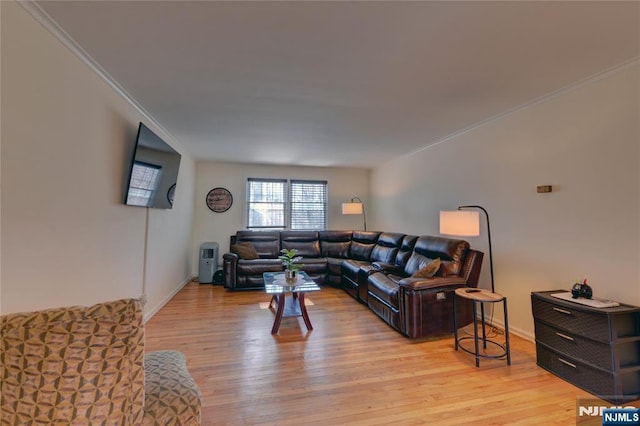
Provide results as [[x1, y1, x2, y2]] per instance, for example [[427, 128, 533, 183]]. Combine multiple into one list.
[[453, 287, 511, 367]]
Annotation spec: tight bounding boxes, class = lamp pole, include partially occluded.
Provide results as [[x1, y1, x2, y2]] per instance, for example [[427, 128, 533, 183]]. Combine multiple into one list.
[[351, 197, 367, 231], [458, 205, 494, 293]]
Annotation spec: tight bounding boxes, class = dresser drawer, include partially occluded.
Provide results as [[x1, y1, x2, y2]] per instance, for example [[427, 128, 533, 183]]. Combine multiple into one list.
[[534, 320, 613, 370], [532, 297, 609, 342], [536, 343, 615, 397]]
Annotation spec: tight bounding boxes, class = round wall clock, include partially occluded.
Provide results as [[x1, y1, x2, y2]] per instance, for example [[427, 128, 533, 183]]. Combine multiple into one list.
[[167, 183, 176, 206], [206, 187, 233, 212]]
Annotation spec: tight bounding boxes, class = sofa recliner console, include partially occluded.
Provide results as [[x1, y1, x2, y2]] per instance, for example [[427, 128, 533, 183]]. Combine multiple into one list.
[[223, 230, 483, 339]]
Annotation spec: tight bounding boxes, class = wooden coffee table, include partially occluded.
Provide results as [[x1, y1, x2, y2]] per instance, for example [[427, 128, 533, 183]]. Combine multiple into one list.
[[263, 271, 320, 334]]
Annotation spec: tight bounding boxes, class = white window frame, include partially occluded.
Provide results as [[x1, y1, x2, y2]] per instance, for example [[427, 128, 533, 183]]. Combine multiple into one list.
[[246, 178, 327, 230]]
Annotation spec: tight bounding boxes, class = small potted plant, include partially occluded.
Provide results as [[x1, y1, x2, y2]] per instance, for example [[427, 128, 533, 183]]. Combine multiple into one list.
[[278, 248, 304, 284]]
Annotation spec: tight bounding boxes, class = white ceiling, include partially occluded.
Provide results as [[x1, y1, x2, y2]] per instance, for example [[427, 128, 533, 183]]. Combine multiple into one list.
[[33, 1, 639, 168]]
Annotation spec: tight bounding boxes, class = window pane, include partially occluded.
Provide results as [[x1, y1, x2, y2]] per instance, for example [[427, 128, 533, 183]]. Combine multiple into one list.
[[290, 180, 327, 230], [247, 179, 286, 228]]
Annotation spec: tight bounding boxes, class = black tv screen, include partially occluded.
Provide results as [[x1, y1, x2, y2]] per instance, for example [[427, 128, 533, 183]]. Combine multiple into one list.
[[124, 123, 181, 209]]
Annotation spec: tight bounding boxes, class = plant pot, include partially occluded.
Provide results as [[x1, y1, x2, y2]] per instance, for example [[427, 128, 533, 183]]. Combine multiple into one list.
[[285, 269, 297, 284]]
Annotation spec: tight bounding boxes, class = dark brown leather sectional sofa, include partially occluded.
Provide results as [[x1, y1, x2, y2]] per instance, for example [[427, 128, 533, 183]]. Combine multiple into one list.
[[223, 230, 484, 339]]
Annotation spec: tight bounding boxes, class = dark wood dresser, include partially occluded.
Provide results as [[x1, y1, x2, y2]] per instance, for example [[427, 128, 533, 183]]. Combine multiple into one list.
[[531, 290, 640, 403]]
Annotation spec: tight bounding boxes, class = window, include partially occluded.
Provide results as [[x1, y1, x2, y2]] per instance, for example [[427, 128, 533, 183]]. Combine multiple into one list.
[[246, 178, 287, 229], [290, 180, 327, 230], [247, 178, 327, 230], [126, 161, 162, 207]]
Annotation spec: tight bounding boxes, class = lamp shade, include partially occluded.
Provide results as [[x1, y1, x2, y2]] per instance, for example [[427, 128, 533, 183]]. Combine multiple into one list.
[[342, 202, 363, 215], [439, 210, 480, 237]]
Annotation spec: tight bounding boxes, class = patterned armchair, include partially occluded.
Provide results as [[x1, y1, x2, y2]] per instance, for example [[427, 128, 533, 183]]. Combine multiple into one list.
[[1, 298, 201, 425]]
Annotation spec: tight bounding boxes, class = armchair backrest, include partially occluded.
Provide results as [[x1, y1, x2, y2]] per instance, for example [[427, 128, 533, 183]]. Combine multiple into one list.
[[1, 299, 145, 424], [348, 231, 380, 261], [370, 232, 405, 263], [319, 230, 352, 258], [280, 231, 320, 257], [395, 235, 418, 268], [235, 230, 281, 258], [405, 236, 470, 277]]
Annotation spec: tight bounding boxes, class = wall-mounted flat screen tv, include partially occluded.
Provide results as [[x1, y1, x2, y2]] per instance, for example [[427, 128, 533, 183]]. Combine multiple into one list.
[[124, 122, 181, 209]]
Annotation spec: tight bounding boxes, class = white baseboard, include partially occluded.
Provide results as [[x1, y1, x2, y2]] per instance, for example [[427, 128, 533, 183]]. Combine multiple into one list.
[[142, 276, 193, 323], [476, 317, 535, 342]]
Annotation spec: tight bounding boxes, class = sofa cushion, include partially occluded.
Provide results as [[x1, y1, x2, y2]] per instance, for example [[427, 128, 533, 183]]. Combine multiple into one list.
[[280, 231, 321, 257], [377, 232, 405, 247], [404, 251, 433, 276], [235, 231, 281, 259], [396, 235, 419, 267], [326, 257, 345, 275], [411, 258, 441, 278], [237, 259, 283, 275], [369, 232, 404, 263], [342, 259, 370, 280], [0, 299, 145, 425], [367, 273, 400, 309], [370, 245, 398, 263], [298, 257, 328, 275], [351, 231, 380, 261], [412, 236, 469, 277], [319, 231, 352, 258], [231, 242, 259, 260], [349, 242, 376, 261], [321, 241, 350, 258]]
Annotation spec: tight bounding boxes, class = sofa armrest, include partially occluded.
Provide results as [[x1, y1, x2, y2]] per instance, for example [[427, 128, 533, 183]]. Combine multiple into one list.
[[371, 261, 404, 275], [143, 351, 201, 425], [223, 253, 239, 288], [223, 252, 239, 261], [397, 277, 474, 339], [397, 276, 468, 291]]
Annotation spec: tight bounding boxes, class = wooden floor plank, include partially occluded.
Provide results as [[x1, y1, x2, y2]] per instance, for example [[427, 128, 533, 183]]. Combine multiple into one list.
[[144, 283, 626, 425]]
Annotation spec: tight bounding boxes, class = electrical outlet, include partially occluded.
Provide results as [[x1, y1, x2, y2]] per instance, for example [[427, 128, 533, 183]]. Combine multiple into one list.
[[140, 294, 147, 306], [436, 292, 446, 301]]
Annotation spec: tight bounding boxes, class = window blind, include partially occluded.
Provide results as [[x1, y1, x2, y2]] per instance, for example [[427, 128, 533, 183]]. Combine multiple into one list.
[[247, 178, 287, 229], [290, 180, 327, 230]]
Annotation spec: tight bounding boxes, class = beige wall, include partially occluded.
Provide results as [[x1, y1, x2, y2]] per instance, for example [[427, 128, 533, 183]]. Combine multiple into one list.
[[192, 162, 369, 273], [371, 63, 640, 339], [1, 2, 196, 317]]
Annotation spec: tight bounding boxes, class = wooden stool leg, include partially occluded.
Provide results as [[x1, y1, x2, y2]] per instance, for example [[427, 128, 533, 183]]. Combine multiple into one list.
[[472, 301, 480, 367], [480, 302, 487, 349], [503, 298, 511, 365], [453, 294, 459, 351]]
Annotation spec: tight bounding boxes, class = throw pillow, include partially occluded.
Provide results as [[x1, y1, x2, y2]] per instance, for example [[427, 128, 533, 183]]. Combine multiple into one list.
[[231, 242, 259, 260], [411, 257, 441, 278]]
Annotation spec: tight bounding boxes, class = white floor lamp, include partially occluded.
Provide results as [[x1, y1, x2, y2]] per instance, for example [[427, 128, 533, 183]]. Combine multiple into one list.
[[342, 197, 366, 231]]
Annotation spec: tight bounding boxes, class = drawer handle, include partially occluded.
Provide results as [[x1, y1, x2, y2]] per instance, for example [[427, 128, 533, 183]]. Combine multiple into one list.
[[553, 307, 573, 315], [555, 332, 575, 342], [558, 358, 577, 369]]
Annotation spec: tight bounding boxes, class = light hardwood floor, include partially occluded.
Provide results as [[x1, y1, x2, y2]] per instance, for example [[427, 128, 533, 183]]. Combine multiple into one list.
[[145, 282, 613, 425]]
